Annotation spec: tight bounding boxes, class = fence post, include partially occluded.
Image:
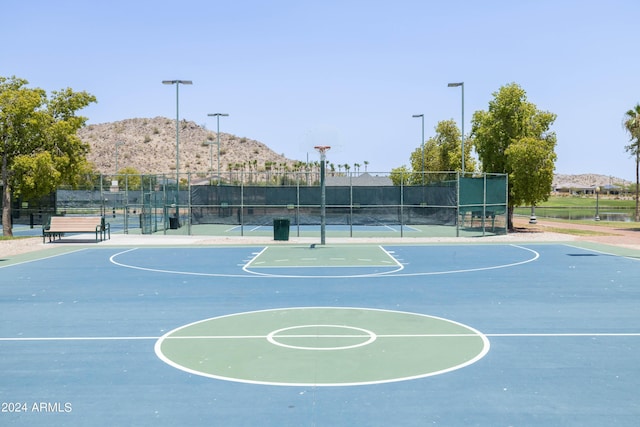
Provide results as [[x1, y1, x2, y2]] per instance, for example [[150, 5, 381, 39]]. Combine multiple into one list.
[[456, 172, 460, 237], [400, 178, 404, 238], [188, 172, 192, 236]]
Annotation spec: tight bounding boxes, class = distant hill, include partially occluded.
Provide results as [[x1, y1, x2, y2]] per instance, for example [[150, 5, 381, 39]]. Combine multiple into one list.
[[78, 117, 631, 188], [79, 117, 300, 176], [553, 173, 632, 189]]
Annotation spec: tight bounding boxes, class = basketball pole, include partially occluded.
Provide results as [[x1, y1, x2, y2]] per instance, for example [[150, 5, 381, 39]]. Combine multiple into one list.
[[314, 146, 330, 245]]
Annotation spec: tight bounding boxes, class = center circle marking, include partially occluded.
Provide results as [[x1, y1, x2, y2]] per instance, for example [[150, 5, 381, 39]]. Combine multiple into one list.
[[266, 324, 377, 350], [155, 307, 490, 387]]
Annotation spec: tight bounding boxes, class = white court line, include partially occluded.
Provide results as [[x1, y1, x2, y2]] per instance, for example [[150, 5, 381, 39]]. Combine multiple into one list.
[[0, 336, 158, 341], [2, 332, 640, 342], [0, 248, 88, 269], [379, 244, 540, 277], [486, 333, 640, 337], [241, 244, 540, 278], [563, 243, 640, 262], [108, 244, 538, 279], [242, 245, 405, 277], [110, 248, 255, 278]]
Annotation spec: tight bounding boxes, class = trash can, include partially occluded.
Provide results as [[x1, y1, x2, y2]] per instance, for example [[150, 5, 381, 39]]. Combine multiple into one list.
[[169, 216, 180, 229], [273, 218, 290, 241]]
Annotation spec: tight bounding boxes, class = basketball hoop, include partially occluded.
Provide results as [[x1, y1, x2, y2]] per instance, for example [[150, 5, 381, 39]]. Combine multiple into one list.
[[314, 145, 331, 152]]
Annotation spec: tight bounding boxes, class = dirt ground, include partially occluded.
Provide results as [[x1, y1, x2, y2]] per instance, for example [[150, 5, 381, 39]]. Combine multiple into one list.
[[511, 216, 640, 251]]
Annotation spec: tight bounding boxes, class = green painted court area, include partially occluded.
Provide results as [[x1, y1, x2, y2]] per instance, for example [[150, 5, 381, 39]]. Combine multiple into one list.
[[4, 243, 640, 426], [246, 245, 400, 268], [155, 307, 489, 386]]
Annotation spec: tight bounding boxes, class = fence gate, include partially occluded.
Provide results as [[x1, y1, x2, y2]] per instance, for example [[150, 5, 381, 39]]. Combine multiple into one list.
[[141, 192, 160, 234]]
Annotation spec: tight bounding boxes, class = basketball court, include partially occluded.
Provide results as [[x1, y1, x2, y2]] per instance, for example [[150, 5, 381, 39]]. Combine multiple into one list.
[[1, 239, 639, 426]]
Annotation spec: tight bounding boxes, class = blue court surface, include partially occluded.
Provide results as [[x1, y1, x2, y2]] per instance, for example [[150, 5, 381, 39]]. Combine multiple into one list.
[[1, 242, 639, 426]]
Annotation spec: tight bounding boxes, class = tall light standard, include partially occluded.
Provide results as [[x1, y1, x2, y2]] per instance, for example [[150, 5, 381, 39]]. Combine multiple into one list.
[[207, 113, 229, 186], [595, 186, 601, 221], [203, 139, 217, 179], [448, 82, 465, 174], [162, 79, 192, 224], [315, 145, 331, 245], [412, 114, 425, 185]]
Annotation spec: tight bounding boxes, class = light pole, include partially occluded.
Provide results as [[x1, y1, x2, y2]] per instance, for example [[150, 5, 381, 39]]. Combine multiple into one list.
[[315, 145, 331, 245], [203, 139, 218, 180], [595, 186, 600, 221], [207, 113, 229, 186], [448, 82, 464, 174], [529, 205, 537, 224], [162, 79, 192, 223], [412, 114, 425, 185]]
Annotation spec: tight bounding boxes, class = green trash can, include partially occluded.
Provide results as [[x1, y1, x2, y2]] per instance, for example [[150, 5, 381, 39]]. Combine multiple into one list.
[[169, 216, 180, 229], [273, 218, 290, 241]]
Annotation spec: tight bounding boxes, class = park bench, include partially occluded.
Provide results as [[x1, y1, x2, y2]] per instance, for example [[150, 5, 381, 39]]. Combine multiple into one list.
[[470, 210, 496, 230], [459, 207, 497, 230], [42, 216, 110, 243]]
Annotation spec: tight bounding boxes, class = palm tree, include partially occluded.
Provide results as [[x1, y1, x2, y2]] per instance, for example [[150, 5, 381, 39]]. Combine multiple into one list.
[[265, 161, 274, 183], [227, 163, 234, 182], [624, 104, 640, 221]]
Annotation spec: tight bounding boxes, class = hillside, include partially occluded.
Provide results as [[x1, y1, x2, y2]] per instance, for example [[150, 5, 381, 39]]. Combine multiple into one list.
[[552, 173, 632, 189], [79, 117, 631, 188], [79, 117, 300, 176]]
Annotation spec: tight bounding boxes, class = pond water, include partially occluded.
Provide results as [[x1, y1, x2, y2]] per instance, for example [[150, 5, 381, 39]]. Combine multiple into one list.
[[593, 212, 632, 222], [543, 212, 632, 222], [521, 207, 635, 222]]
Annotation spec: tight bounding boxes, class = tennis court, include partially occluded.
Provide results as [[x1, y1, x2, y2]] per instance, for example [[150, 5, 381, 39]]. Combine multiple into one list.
[[1, 237, 639, 426]]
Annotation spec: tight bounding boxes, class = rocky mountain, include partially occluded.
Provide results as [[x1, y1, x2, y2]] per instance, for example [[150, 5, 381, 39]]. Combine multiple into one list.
[[552, 173, 632, 189], [79, 117, 631, 188], [79, 117, 300, 176]]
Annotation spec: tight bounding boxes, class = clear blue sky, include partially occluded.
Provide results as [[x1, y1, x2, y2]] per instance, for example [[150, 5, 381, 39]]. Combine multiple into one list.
[[3, 0, 639, 181]]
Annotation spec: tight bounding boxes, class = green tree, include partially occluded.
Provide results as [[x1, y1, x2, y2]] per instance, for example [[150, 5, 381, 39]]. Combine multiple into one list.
[[408, 119, 476, 184], [1, 76, 96, 236], [471, 83, 557, 229], [623, 104, 640, 222], [115, 166, 142, 191], [389, 165, 410, 186], [505, 136, 556, 207], [408, 139, 438, 184]]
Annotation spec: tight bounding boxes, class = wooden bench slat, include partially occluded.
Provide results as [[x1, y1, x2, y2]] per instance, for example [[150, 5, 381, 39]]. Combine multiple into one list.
[[43, 216, 110, 243]]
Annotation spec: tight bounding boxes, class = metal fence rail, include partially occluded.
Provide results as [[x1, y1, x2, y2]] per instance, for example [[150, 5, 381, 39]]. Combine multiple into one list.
[[5, 171, 508, 238]]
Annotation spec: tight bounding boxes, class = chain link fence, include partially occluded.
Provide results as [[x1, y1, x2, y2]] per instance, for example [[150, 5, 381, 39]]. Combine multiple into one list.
[[4, 171, 508, 238]]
